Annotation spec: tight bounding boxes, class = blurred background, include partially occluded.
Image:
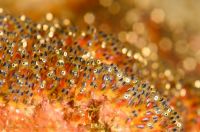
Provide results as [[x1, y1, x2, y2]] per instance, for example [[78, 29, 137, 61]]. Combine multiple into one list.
[[0, 0, 200, 131]]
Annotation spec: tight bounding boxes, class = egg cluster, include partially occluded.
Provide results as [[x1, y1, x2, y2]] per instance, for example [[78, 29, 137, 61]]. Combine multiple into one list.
[[0, 12, 182, 131]]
